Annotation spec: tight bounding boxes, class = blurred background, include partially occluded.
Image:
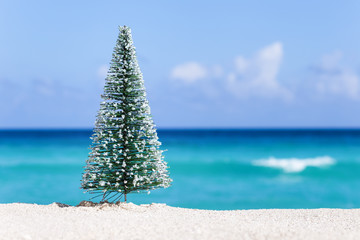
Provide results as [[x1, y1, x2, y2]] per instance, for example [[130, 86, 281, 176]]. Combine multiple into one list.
[[0, 0, 360, 209]]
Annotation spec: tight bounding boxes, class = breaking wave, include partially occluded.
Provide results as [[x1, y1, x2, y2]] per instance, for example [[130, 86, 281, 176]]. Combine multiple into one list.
[[252, 156, 335, 173]]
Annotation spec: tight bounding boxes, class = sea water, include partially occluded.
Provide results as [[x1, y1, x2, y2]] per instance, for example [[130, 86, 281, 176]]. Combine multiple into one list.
[[0, 129, 359, 210]]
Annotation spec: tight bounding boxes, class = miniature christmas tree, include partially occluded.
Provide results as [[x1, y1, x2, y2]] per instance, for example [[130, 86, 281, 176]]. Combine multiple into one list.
[[81, 26, 171, 202]]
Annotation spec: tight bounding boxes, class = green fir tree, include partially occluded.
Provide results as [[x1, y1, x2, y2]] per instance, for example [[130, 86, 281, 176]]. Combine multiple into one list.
[[81, 26, 171, 202]]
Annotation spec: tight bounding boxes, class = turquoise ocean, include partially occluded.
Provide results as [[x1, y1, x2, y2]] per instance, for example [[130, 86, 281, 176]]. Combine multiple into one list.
[[0, 129, 359, 210]]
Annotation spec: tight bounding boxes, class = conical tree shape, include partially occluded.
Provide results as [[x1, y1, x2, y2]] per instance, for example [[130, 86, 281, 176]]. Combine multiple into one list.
[[81, 26, 171, 202]]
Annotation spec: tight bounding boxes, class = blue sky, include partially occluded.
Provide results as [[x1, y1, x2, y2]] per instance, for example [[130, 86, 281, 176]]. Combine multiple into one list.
[[1, 0, 360, 128]]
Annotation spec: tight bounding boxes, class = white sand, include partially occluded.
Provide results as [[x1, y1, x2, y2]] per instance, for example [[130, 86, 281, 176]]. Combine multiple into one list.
[[0, 203, 359, 240]]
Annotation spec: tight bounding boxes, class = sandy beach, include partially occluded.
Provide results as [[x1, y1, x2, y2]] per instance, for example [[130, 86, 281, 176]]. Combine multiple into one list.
[[0, 203, 359, 240]]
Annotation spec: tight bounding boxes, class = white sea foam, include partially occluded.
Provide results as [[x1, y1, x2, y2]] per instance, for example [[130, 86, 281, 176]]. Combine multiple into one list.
[[252, 156, 335, 173]]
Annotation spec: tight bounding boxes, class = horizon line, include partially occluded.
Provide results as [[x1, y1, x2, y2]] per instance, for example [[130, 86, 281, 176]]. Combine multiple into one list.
[[2, 127, 360, 131]]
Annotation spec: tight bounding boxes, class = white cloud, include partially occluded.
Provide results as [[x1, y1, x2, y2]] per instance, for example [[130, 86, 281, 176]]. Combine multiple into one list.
[[320, 51, 343, 70], [226, 42, 292, 100], [211, 65, 223, 78], [33, 78, 56, 96], [97, 65, 109, 88], [316, 72, 359, 99], [313, 51, 360, 100], [234, 56, 248, 74], [169, 42, 292, 101], [170, 62, 207, 83], [98, 65, 109, 80]]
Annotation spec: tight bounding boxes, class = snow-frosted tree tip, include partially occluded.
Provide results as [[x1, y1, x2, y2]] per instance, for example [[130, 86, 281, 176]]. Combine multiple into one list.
[[81, 26, 172, 202]]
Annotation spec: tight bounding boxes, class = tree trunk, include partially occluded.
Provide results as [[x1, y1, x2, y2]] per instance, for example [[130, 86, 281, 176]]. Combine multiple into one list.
[[124, 193, 127, 202]]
